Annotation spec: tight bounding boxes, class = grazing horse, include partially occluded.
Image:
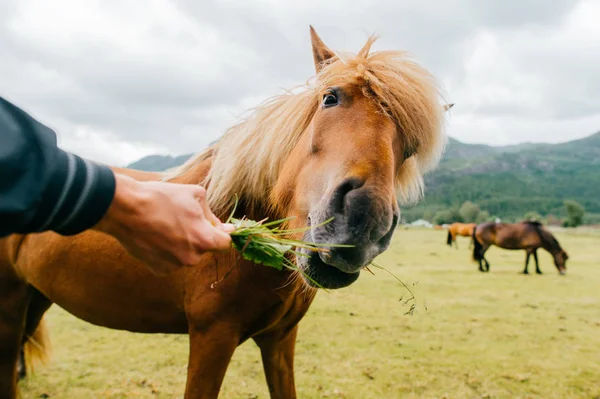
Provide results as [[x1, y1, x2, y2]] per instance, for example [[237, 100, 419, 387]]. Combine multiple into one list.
[[472, 221, 568, 274], [0, 27, 448, 399], [446, 222, 476, 249]]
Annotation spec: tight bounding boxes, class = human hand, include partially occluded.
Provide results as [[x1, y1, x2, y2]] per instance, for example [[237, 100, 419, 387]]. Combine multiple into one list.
[[94, 173, 234, 275]]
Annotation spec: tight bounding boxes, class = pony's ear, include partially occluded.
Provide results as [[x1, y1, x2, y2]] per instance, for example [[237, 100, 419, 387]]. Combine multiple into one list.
[[310, 26, 336, 73], [443, 103, 455, 112]]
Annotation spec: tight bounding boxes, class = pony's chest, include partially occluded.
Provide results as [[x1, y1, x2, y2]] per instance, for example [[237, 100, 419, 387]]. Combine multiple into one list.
[[185, 261, 315, 337]]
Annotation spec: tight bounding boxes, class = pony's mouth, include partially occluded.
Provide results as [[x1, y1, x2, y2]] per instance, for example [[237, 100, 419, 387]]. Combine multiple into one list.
[[298, 217, 363, 288], [302, 251, 360, 289]]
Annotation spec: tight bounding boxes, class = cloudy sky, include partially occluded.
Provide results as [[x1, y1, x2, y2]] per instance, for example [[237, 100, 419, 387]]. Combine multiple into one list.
[[1, 0, 599, 166]]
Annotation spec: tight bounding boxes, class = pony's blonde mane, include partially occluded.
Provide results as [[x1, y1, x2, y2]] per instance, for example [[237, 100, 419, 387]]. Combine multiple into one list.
[[167, 36, 446, 215]]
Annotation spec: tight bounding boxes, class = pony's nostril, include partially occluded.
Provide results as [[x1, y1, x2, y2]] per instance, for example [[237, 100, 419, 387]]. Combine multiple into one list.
[[372, 211, 398, 243], [331, 177, 365, 214]]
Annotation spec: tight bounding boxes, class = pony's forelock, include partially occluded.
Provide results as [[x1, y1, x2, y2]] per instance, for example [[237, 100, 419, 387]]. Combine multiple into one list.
[[167, 36, 447, 215]]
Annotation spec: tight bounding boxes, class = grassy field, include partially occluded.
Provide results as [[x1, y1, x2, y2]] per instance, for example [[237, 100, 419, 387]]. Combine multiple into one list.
[[19, 229, 600, 399]]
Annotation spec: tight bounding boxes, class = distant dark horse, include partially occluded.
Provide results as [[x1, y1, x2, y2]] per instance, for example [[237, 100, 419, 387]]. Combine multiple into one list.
[[472, 221, 568, 274]]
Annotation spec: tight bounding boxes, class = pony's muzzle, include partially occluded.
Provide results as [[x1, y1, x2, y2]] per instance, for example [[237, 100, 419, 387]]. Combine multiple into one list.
[[313, 178, 399, 273]]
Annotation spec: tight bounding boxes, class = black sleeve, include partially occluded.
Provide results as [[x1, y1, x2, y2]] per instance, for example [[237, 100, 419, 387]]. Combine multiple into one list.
[[0, 97, 116, 237]]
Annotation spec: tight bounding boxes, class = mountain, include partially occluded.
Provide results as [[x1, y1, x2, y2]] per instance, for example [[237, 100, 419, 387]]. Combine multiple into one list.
[[126, 132, 600, 222], [406, 132, 600, 222], [127, 153, 194, 172]]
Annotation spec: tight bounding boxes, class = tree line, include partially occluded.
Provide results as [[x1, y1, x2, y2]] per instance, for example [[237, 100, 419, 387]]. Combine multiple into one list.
[[412, 199, 587, 228]]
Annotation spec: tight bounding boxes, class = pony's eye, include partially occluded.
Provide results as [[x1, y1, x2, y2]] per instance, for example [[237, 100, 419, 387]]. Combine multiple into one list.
[[322, 92, 339, 108]]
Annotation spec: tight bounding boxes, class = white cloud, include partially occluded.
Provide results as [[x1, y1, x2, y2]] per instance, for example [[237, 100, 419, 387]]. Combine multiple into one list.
[[57, 124, 170, 166], [1, 0, 598, 165], [444, 0, 600, 144]]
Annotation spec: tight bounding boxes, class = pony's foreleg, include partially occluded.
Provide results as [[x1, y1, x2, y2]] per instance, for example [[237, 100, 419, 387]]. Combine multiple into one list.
[[481, 245, 491, 272], [533, 250, 542, 274], [254, 325, 298, 399], [184, 325, 238, 399], [523, 252, 531, 274], [478, 258, 485, 272]]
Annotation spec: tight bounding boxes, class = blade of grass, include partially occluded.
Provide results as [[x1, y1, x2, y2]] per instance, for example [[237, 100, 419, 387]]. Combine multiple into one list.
[[370, 262, 419, 316]]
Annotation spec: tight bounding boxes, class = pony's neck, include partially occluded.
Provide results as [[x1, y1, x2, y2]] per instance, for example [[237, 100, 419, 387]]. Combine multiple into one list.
[[541, 237, 561, 256], [166, 152, 281, 221], [167, 155, 211, 185]]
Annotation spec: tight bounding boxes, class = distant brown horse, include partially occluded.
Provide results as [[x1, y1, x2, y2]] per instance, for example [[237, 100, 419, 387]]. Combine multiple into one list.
[[0, 27, 449, 399], [472, 221, 568, 274], [446, 222, 476, 249]]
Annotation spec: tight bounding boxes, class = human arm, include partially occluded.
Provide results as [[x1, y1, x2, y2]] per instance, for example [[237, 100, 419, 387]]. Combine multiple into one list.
[[0, 96, 232, 274]]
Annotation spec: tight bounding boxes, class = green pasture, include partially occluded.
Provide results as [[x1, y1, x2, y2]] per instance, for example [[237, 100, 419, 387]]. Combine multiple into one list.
[[19, 228, 600, 398]]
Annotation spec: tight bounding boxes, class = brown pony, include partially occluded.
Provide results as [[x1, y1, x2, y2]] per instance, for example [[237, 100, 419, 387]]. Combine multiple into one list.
[[446, 222, 476, 249], [472, 221, 568, 275], [0, 27, 448, 399]]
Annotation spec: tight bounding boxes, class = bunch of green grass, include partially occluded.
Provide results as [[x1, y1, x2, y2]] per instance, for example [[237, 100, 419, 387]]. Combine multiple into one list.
[[221, 197, 347, 288], [228, 216, 336, 271]]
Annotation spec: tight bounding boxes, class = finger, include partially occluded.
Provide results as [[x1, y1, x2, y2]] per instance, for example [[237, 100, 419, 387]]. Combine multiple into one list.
[[209, 213, 223, 228], [211, 228, 233, 251], [196, 223, 232, 251], [199, 196, 224, 228], [219, 223, 235, 234], [191, 185, 208, 203]]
